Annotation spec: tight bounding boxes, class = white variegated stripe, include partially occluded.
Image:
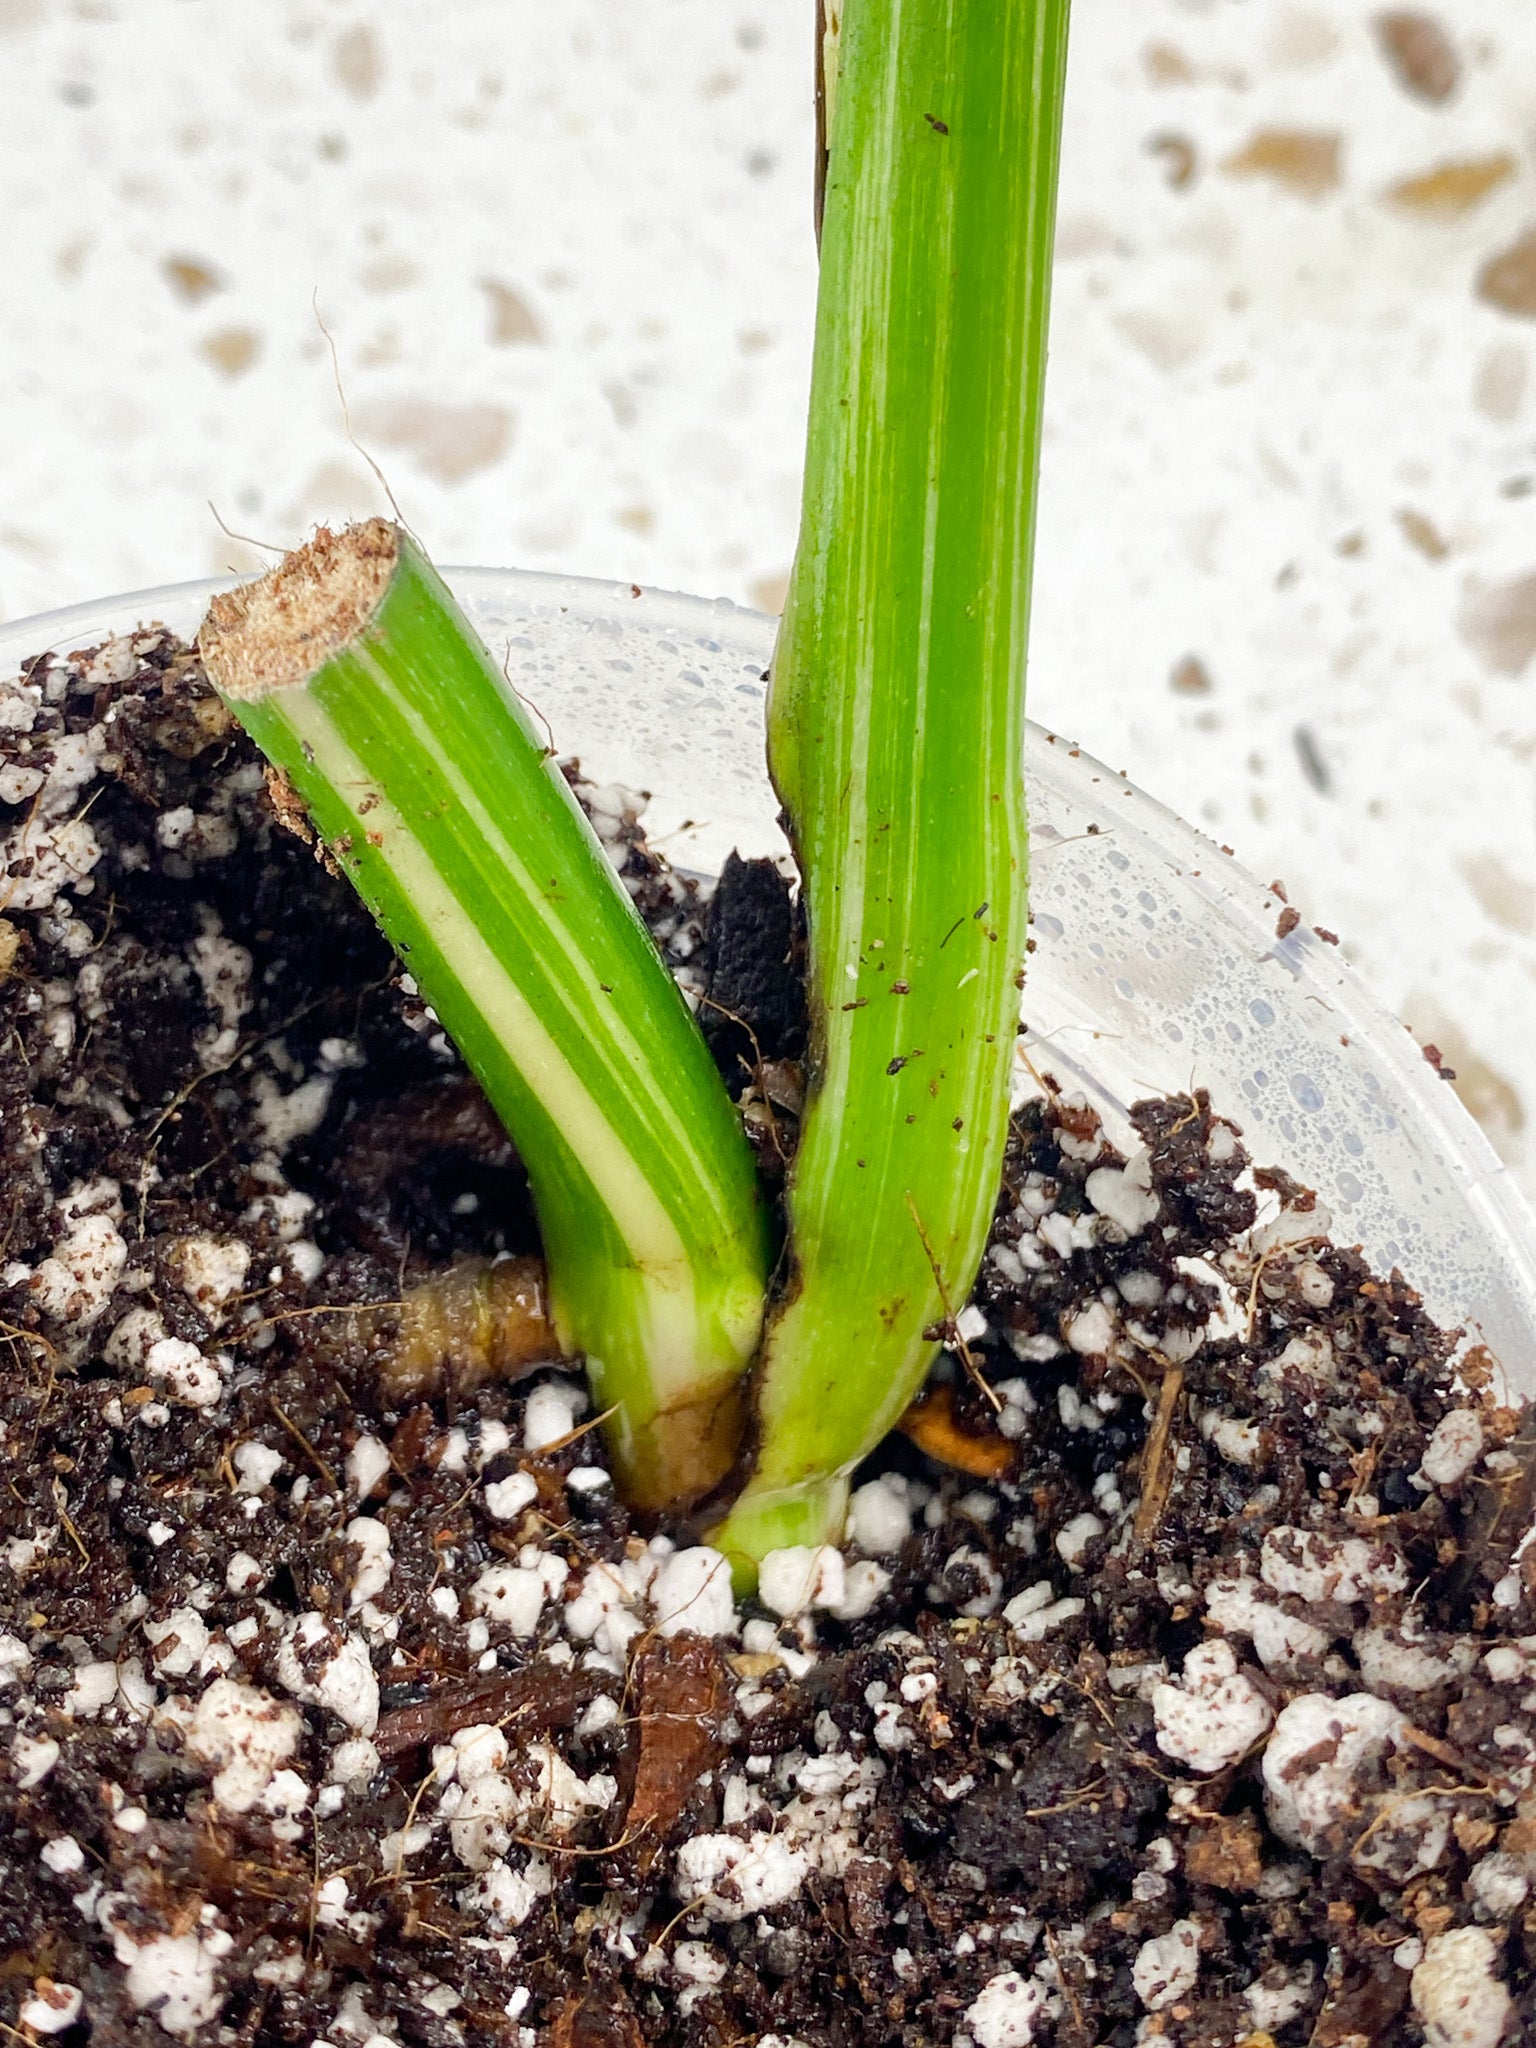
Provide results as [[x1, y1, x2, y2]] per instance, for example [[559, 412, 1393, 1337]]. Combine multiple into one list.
[[344, 645, 741, 1221], [275, 689, 710, 1402]]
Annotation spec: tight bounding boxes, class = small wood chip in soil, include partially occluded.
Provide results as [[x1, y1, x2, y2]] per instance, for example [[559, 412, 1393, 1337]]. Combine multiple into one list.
[[1311, 1962, 1410, 2045], [624, 1632, 733, 1874], [1131, 1365, 1184, 1553], [1184, 1811, 1264, 1891], [373, 1661, 605, 1757], [547, 1986, 645, 2048]]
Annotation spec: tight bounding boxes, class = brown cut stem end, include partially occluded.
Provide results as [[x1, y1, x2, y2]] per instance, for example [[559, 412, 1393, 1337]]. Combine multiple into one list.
[[199, 517, 399, 702]]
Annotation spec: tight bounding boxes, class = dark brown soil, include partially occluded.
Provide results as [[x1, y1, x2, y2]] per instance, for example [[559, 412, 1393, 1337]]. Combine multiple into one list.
[[1, 631, 1534, 2048]]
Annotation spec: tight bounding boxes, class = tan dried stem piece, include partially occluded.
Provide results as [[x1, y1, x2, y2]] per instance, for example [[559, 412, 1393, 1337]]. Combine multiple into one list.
[[200, 519, 398, 702]]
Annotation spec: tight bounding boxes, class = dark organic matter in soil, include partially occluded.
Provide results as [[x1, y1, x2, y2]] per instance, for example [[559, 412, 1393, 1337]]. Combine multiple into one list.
[[1, 633, 1533, 2047]]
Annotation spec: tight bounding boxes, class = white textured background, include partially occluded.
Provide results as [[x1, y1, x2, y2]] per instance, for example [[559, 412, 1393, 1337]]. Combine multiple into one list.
[[3, 0, 1536, 1198]]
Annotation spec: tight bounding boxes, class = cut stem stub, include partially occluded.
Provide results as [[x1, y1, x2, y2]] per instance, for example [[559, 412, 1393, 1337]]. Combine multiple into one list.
[[200, 521, 771, 1510]]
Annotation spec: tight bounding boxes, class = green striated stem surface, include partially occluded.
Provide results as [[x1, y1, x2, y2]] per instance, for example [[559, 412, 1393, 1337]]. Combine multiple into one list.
[[203, 525, 770, 1509], [711, 0, 1071, 1571]]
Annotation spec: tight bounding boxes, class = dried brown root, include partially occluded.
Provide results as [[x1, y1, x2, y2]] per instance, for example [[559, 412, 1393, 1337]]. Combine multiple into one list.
[[898, 1382, 1015, 1480], [369, 1252, 560, 1402]]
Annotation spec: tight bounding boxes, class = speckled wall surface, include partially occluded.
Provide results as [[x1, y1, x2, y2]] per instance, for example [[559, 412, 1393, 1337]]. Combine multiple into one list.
[[2, 0, 1534, 1204]]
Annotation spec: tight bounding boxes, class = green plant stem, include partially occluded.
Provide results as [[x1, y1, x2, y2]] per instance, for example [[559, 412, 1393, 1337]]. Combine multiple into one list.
[[711, 0, 1071, 1576], [200, 521, 770, 1509]]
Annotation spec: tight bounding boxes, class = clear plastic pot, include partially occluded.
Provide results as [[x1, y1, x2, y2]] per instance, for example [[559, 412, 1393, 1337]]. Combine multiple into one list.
[[7, 568, 1535, 1396]]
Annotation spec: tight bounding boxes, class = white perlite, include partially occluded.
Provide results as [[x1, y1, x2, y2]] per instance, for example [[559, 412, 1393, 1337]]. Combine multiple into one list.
[[1151, 1640, 1273, 1774], [233, 1441, 284, 1493], [442, 1721, 508, 1787], [328, 1737, 381, 1787], [758, 1545, 845, 1619], [251, 1071, 333, 1153], [345, 1518, 393, 1610], [1262, 1692, 1407, 1855], [1260, 1526, 1408, 1605], [523, 1377, 586, 1449], [652, 1546, 736, 1637], [187, 927, 253, 1065], [31, 1212, 127, 1327], [565, 1558, 647, 1660], [347, 1434, 391, 1499], [1417, 1410, 1485, 1491], [469, 1564, 545, 1638], [831, 1558, 892, 1621], [1204, 1574, 1332, 1669], [1055, 1512, 1104, 1567], [1259, 1329, 1337, 1391], [1243, 1965, 1315, 2034], [1084, 1150, 1160, 1236], [274, 1615, 379, 1735], [1063, 1300, 1114, 1356], [674, 1938, 728, 2014], [64, 1661, 119, 1718], [0, 727, 103, 913], [19, 1982, 83, 2035], [1132, 1920, 1201, 2011], [144, 1607, 210, 1679], [484, 1470, 539, 1521], [1410, 1927, 1513, 2048], [674, 1831, 813, 1922], [1202, 1413, 1265, 1468], [104, 1306, 169, 1372], [169, 1235, 251, 1317], [449, 1775, 519, 1873], [145, 1336, 224, 1409], [1354, 1619, 1472, 1695], [448, 1738, 610, 1870], [13, 1734, 59, 1787], [110, 1921, 230, 2037], [848, 1477, 913, 1555], [962, 1971, 1047, 2048], [1468, 1853, 1529, 1921], [1002, 1582, 1085, 1642], [156, 806, 195, 850], [463, 1851, 554, 1930]]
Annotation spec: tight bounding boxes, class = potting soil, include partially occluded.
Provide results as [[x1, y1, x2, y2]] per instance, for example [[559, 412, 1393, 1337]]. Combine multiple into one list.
[[0, 630, 1532, 2048]]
